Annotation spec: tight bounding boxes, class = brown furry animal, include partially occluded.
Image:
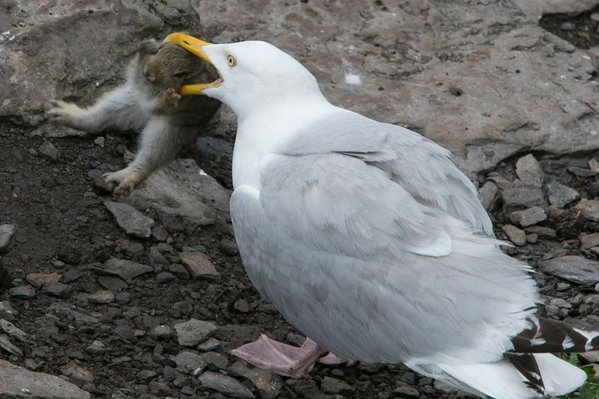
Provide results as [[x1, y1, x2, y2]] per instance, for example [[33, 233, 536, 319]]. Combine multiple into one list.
[[46, 39, 220, 196]]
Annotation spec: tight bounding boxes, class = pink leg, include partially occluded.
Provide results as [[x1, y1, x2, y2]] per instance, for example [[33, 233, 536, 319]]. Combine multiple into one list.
[[318, 352, 353, 365], [231, 335, 327, 378]]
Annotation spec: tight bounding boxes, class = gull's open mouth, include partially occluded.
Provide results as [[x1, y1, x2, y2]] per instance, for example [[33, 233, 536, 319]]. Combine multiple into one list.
[[178, 76, 223, 96], [164, 33, 222, 96]]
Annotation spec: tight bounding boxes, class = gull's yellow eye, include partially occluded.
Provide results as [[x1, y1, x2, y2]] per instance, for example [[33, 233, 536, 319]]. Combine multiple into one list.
[[227, 54, 237, 67]]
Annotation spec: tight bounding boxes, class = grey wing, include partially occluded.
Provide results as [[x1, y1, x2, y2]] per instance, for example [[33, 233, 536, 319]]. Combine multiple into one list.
[[230, 153, 536, 364], [283, 109, 494, 236]]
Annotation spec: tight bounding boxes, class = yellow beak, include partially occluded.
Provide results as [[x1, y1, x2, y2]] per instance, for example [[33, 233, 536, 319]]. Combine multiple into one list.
[[164, 32, 212, 63], [164, 33, 221, 96]]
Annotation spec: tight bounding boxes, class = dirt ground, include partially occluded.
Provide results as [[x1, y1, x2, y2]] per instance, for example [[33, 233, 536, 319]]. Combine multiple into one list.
[[0, 6, 599, 399]]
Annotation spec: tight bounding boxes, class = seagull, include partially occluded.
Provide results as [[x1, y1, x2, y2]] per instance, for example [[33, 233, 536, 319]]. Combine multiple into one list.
[[165, 33, 598, 399]]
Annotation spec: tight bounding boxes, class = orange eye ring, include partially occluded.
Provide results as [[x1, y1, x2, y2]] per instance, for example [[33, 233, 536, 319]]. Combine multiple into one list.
[[227, 54, 237, 67]]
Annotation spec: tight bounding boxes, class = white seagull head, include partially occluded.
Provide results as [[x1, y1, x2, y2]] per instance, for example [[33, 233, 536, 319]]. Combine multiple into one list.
[[164, 33, 326, 120]]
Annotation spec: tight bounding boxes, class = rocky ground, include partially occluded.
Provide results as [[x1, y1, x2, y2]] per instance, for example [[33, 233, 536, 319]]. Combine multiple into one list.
[[1, 1, 599, 399]]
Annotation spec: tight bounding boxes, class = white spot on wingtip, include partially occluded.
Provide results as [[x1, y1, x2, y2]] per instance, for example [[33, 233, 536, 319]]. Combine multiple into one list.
[[574, 328, 599, 351], [199, 169, 208, 176], [344, 73, 362, 86], [562, 336, 574, 350]]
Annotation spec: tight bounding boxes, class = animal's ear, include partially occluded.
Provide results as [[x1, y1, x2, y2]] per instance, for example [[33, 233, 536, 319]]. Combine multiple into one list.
[[137, 39, 160, 55]]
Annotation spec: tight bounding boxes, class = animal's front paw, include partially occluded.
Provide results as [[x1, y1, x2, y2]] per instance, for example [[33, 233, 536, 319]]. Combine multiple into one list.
[[44, 100, 82, 125], [160, 88, 181, 110], [101, 168, 143, 197]]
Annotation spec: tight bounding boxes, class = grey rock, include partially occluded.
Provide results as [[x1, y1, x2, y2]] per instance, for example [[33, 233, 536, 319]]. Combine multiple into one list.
[[321, 376, 354, 395], [0, 224, 16, 251], [39, 141, 58, 160], [151, 225, 169, 242], [207, 4, 599, 175], [114, 292, 131, 305], [136, 369, 157, 383], [0, 319, 28, 342], [8, 285, 36, 299], [86, 340, 106, 355], [156, 272, 176, 283], [1, 0, 202, 124], [549, 297, 572, 309], [539, 256, 599, 285], [87, 290, 115, 304], [575, 199, 599, 222], [526, 233, 538, 244], [97, 275, 128, 291], [286, 378, 321, 397], [151, 325, 173, 340], [168, 263, 190, 280], [556, 282, 571, 291], [515, 154, 543, 187], [234, 299, 250, 313], [61, 270, 85, 284], [199, 371, 255, 399], [175, 319, 218, 347], [173, 351, 208, 374], [394, 384, 420, 397], [104, 201, 154, 238], [60, 361, 95, 384], [219, 238, 239, 256], [0, 359, 90, 399], [42, 282, 72, 298], [93, 136, 105, 147], [229, 361, 284, 399], [125, 241, 144, 255], [568, 166, 597, 177], [581, 233, 599, 250], [502, 187, 545, 208], [113, 325, 135, 341], [124, 159, 231, 231], [0, 301, 18, 321], [546, 181, 580, 208], [525, 226, 557, 238], [26, 272, 62, 289], [198, 337, 221, 352], [49, 303, 100, 326], [478, 181, 498, 210], [149, 246, 169, 268], [501, 224, 527, 246], [94, 258, 153, 282], [202, 351, 229, 370], [509, 207, 546, 227], [0, 334, 22, 356], [180, 251, 220, 280], [589, 158, 599, 172]]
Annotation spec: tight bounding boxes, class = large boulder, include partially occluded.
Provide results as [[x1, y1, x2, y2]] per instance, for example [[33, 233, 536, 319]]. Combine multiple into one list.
[[199, 0, 599, 175], [0, 0, 202, 124]]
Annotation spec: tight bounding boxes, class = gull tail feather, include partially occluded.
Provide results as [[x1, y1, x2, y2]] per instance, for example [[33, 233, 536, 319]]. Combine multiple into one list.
[[512, 317, 599, 353], [437, 354, 585, 399]]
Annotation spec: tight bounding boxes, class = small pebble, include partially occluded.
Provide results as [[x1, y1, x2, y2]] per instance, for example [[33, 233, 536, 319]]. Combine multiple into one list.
[[174, 319, 218, 347], [115, 291, 131, 305], [94, 136, 105, 147], [199, 371, 255, 399], [202, 351, 228, 370], [321, 376, 354, 395], [198, 337, 221, 352], [86, 340, 106, 355], [152, 325, 173, 340], [87, 290, 115, 304], [39, 141, 58, 159], [41, 282, 71, 298], [502, 224, 526, 246], [156, 272, 176, 283]]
